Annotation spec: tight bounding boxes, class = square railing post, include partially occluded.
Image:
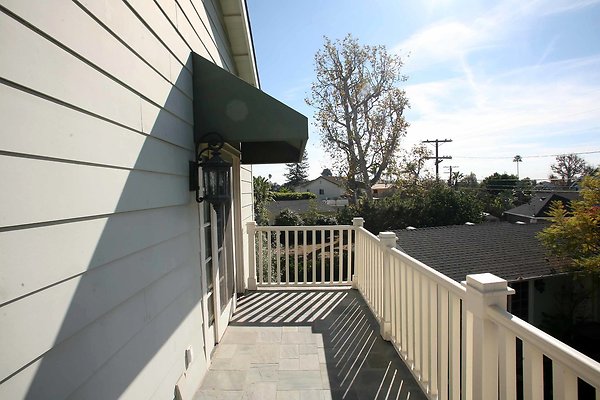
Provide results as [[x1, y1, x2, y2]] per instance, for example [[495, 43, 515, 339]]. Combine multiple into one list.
[[351, 217, 364, 289], [246, 221, 257, 290], [379, 231, 397, 341], [463, 273, 515, 400]]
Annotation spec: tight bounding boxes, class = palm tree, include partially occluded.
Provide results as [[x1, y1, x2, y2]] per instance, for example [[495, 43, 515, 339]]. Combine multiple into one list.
[[513, 155, 522, 179]]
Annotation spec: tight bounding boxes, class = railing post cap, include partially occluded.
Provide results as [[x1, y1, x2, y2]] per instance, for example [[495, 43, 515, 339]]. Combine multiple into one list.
[[247, 221, 257, 227], [378, 231, 397, 248], [352, 217, 364, 227], [466, 273, 506, 291], [379, 231, 397, 239]]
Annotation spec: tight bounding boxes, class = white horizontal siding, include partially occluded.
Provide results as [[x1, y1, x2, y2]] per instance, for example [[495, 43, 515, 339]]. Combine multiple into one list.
[[0, 205, 195, 304], [0, 84, 192, 173], [0, 0, 239, 397], [0, 156, 189, 227]]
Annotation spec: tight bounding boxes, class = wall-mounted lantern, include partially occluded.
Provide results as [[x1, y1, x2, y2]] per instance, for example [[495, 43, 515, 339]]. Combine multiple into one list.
[[189, 132, 231, 209]]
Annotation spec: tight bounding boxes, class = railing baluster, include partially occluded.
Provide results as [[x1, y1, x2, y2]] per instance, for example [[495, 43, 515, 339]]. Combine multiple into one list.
[[407, 265, 415, 369], [312, 228, 316, 284], [415, 271, 422, 379], [421, 276, 430, 387], [438, 286, 449, 400], [302, 227, 307, 284], [294, 230, 298, 284], [285, 228, 289, 285], [338, 228, 343, 284], [267, 230, 272, 284], [430, 281, 438, 397], [523, 343, 544, 400], [552, 362, 577, 400], [499, 326, 516, 400], [449, 294, 460, 400], [258, 231, 264, 285], [401, 260, 408, 359], [321, 228, 325, 284], [329, 228, 334, 284], [276, 228, 281, 285], [347, 228, 352, 284]]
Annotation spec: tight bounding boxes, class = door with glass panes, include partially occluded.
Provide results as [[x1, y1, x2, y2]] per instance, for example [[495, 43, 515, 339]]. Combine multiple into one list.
[[199, 160, 235, 359]]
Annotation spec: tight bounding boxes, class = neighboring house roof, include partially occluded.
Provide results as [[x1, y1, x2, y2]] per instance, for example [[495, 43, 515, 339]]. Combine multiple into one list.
[[371, 183, 394, 190], [266, 199, 337, 218], [392, 222, 562, 283], [503, 193, 579, 219], [295, 176, 345, 190]]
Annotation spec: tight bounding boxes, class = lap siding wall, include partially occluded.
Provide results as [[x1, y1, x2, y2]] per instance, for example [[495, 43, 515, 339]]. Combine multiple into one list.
[[0, 1, 251, 398]]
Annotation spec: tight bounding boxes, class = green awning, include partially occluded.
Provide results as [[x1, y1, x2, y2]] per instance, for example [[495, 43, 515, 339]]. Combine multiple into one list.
[[192, 53, 308, 164]]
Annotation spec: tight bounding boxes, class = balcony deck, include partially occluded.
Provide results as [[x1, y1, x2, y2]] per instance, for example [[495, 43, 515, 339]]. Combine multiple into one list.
[[195, 289, 427, 400]]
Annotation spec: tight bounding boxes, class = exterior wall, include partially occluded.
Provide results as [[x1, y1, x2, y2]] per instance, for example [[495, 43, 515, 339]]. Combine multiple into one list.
[[0, 1, 244, 399], [296, 177, 344, 200]]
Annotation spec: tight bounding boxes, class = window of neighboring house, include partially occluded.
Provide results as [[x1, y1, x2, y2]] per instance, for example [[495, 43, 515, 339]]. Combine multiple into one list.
[[319, 189, 324, 195]]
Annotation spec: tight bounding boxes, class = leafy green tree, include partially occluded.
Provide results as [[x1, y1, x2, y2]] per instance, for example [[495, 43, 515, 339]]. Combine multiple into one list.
[[306, 35, 409, 200], [458, 172, 478, 188], [284, 149, 309, 188], [537, 173, 600, 272], [481, 172, 519, 195], [253, 176, 273, 225], [274, 209, 304, 226], [336, 180, 483, 233]]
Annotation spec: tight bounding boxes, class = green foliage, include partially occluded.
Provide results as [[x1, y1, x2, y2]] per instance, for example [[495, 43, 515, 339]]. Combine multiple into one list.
[[272, 192, 317, 201], [253, 176, 273, 226], [274, 209, 304, 226], [477, 173, 534, 217], [537, 173, 600, 272], [337, 180, 484, 233]]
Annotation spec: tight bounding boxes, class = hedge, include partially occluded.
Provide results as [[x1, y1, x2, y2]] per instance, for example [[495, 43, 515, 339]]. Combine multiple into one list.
[[271, 192, 316, 201]]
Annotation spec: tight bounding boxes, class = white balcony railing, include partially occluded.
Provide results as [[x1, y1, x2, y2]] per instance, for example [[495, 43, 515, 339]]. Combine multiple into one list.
[[247, 218, 600, 399]]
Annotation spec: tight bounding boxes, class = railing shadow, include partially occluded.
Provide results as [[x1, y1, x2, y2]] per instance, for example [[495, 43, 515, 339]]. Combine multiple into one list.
[[230, 289, 427, 400]]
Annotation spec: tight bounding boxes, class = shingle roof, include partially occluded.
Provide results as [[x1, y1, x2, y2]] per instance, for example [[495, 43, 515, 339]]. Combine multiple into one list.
[[296, 176, 345, 189], [504, 193, 579, 218], [392, 222, 562, 282]]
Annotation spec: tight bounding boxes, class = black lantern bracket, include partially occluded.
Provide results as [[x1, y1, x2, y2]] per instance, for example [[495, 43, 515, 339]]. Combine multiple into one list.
[[189, 132, 232, 207]]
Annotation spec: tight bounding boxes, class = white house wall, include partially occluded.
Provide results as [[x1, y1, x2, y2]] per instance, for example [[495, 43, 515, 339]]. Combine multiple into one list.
[[297, 177, 345, 200], [0, 0, 248, 398]]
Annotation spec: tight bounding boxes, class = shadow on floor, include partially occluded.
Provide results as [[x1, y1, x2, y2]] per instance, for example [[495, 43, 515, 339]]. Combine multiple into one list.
[[198, 289, 426, 400]]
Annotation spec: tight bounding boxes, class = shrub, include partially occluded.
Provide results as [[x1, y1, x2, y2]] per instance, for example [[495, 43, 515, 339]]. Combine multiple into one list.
[[274, 209, 304, 226], [272, 192, 316, 201]]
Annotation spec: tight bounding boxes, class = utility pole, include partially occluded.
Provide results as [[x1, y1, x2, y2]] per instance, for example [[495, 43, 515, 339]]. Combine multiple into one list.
[[444, 165, 459, 186], [422, 139, 453, 180]]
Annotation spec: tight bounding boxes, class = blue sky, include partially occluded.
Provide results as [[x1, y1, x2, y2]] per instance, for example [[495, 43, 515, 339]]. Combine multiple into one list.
[[247, 0, 600, 184]]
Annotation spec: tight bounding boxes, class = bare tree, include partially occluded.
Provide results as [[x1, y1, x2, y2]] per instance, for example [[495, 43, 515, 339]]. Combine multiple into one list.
[[306, 35, 409, 200], [551, 153, 589, 187]]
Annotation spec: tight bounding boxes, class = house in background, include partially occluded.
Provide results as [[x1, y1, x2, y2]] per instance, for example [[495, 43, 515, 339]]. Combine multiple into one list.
[[372, 182, 395, 198], [503, 192, 579, 223], [392, 222, 599, 328], [0, 2, 306, 399], [294, 175, 346, 200]]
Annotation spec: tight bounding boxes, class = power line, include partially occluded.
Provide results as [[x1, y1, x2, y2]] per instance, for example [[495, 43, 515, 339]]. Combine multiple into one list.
[[454, 150, 600, 160]]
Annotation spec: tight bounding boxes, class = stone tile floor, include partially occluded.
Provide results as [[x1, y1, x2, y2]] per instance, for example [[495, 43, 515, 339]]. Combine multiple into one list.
[[195, 289, 426, 400]]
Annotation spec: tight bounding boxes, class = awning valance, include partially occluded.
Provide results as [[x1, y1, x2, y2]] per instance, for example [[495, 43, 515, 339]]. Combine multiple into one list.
[[192, 53, 308, 164]]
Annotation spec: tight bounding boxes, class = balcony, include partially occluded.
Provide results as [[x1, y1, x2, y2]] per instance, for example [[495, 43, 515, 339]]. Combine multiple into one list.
[[199, 219, 600, 400]]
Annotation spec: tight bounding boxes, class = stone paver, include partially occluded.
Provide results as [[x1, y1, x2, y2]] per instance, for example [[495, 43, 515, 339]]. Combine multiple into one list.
[[195, 289, 427, 400]]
